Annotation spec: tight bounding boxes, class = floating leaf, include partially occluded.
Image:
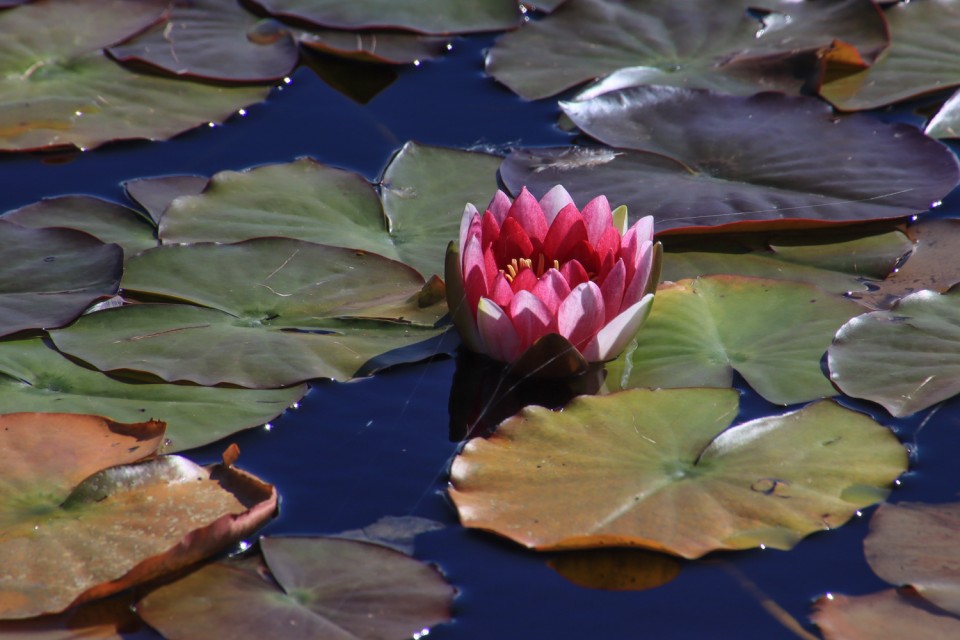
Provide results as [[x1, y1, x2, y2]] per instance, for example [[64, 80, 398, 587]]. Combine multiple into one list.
[[0, 413, 276, 618], [0, 0, 268, 151], [864, 502, 960, 617], [109, 1, 299, 83], [812, 589, 960, 640], [486, 0, 886, 100], [548, 548, 681, 591], [0, 592, 142, 639], [123, 174, 208, 225], [828, 289, 960, 417], [605, 276, 861, 405], [334, 515, 445, 554], [4, 195, 157, 257], [299, 29, 450, 64], [449, 388, 906, 558], [0, 337, 305, 452], [137, 537, 454, 640], [819, 0, 960, 111], [0, 221, 121, 337], [501, 89, 960, 233], [926, 89, 960, 139], [250, 0, 520, 35]]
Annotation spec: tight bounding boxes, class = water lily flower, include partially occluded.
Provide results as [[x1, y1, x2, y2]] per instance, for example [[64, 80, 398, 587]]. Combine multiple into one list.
[[445, 185, 661, 375]]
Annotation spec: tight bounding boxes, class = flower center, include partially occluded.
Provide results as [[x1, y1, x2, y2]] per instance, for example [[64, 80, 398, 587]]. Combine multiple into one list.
[[501, 253, 560, 283]]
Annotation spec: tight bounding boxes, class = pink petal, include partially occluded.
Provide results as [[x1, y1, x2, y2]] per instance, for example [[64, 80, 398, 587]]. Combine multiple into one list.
[[538, 185, 574, 225], [489, 272, 514, 309], [480, 210, 501, 251], [622, 240, 654, 309], [476, 297, 523, 363], [595, 225, 621, 278], [599, 259, 626, 322], [560, 259, 589, 289], [462, 235, 488, 312], [621, 216, 655, 271], [531, 268, 571, 315], [509, 290, 554, 352], [557, 281, 606, 352], [510, 267, 538, 293], [496, 216, 535, 267], [458, 203, 479, 255], [543, 204, 588, 262], [487, 190, 512, 225], [508, 187, 549, 246], [580, 195, 612, 245], [581, 294, 654, 362]]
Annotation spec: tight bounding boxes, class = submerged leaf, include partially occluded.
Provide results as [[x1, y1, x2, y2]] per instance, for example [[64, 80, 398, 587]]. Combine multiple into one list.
[[450, 388, 906, 558]]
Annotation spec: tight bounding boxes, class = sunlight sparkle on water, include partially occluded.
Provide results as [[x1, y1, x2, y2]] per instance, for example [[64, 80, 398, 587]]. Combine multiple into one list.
[[413, 629, 430, 639], [263, 422, 273, 432]]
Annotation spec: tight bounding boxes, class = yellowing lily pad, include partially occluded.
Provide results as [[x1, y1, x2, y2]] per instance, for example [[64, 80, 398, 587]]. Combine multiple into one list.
[[0, 414, 277, 618], [606, 276, 862, 405], [0, 337, 305, 452], [299, 29, 451, 65], [828, 288, 960, 417], [137, 537, 454, 640], [449, 388, 906, 558], [0, 221, 122, 338], [812, 589, 960, 640]]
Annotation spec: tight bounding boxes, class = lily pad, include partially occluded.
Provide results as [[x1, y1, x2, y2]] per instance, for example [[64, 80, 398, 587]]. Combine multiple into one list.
[[819, 0, 960, 111], [0, 337, 305, 452], [864, 502, 960, 617], [250, 0, 520, 35], [0, 0, 269, 151], [137, 537, 455, 640], [501, 89, 960, 233], [0, 414, 277, 618], [299, 29, 451, 64], [486, 0, 886, 100], [0, 592, 142, 638], [812, 589, 960, 640], [828, 288, 960, 417], [108, 1, 300, 83], [0, 221, 122, 338], [926, 89, 960, 139], [605, 276, 862, 405], [123, 174, 208, 225], [3, 195, 158, 258], [449, 388, 906, 558]]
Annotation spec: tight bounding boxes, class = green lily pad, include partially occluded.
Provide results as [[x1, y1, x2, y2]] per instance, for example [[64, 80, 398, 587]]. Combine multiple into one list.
[[828, 288, 960, 417], [250, 0, 520, 35], [0, 0, 269, 151], [927, 89, 960, 139], [0, 337, 305, 452], [137, 537, 454, 640], [812, 589, 960, 640], [108, 1, 299, 83], [159, 147, 501, 279], [819, 0, 960, 111], [605, 276, 862, 405], [123, 174, 208, 225], [3, 195, 157, 258], [501, 89, 960, 233], [449, 388, 906, 558], [0, 221, 121, 338], [486, 0, 886, 100], [299, 29, 450, 64], [864, 502, 960, 617], [0, 414, 277, 618]]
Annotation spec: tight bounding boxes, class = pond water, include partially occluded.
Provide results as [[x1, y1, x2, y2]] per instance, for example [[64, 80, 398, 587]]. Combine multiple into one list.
[[3, 31, 959, 640]]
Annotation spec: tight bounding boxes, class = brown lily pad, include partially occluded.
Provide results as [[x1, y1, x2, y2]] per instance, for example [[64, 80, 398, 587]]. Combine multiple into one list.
[[812, 588, 960, 640]]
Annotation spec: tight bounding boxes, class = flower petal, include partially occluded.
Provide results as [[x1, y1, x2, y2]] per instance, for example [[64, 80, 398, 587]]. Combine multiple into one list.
[[543, 203, 589, 263], [510, 267, 538, 293], [539, 185, 574, 225], [557, 281, 605, 351], [496, 216, 535, 266], [621, 215, 655, 270], [509, 290, 554, 352], [480, 210, 501, 251], [599, 258, 626, 322], [531, 268, 571, 315], [560, 259, 589, 289], [487, 190, 512, 225], [477, 297, 523, 363], [462, 234, 488, 312], [458, 203, 479, 255], [489, 272, 514, 309], [595, 225, 621, 278], [622, 239, 654, 309], [581, 195, 612, 246], [581, 293, 654, 362], [444, 240, 482, 353], [508, 187, 548, 245]]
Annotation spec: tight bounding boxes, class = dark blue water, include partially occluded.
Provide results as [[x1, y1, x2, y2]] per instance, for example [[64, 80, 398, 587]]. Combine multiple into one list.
[[5, 32, 960, 640]]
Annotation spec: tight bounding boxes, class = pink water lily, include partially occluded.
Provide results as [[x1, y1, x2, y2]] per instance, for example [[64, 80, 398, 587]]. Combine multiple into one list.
[[445, 185, 661, 372]]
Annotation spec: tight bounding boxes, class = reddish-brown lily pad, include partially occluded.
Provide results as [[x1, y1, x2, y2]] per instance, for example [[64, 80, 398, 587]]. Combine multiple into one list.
[[137, 536, 454, 640], [812, 589, 960, 640], [0, 221, 122, 338], [0, 416, 276, 619], [450, 388, 906, 558], [547, 548, 682, 592], [299, 29, 451, 64]]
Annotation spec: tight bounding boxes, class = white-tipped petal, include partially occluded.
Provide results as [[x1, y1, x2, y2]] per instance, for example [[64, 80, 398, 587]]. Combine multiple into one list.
[[539, 184, 575, 225], [459, 203, 479, 254], [476, 297, 523, 363], [582, 293, 654, 362]]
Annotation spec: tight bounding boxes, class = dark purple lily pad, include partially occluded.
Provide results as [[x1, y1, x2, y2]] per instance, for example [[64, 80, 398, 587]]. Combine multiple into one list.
[[819, 0, 960, 111], [109, 1, 300, 83], [486, 0, 886, 100], [137, 537, 454, 640], [501, 89, 960, 233], [299, 29, 450, 64], [123, 174, 209, 225], [250, 0, 520, 35], [0, 221, 122, 337]]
